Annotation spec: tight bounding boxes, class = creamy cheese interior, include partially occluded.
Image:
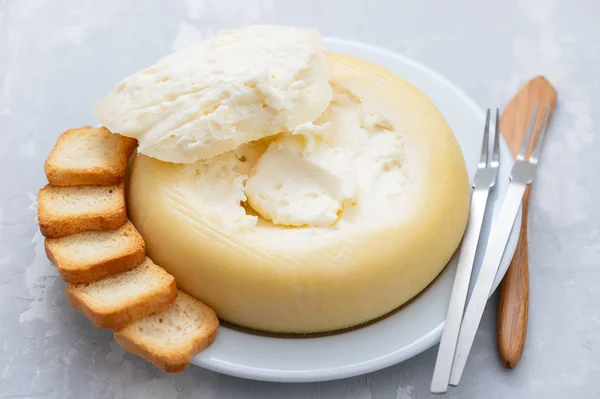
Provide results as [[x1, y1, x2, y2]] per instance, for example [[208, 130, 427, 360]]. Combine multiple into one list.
[[94, 25, 332, 163], [166, 85, 409, 231]]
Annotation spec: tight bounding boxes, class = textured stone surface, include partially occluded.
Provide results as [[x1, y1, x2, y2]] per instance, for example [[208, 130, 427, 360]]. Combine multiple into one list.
[[1, 0, 599, 398]]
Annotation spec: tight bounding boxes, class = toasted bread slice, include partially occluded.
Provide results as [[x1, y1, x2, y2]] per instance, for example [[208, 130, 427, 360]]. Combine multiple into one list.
[[66, 257, 177, 329], [44, 126, 137, 186], [45, 221, 145, 283], [38, 184, 126, 238], [114, 291, 219, 372]]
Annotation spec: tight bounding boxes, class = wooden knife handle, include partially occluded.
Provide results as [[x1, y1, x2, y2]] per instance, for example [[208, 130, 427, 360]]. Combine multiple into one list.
[[497, 186, 531, 368], [497, 75, 556, 368]]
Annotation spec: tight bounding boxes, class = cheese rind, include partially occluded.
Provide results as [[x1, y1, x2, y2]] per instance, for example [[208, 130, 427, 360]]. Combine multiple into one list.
[[94, 25, 332, 163]]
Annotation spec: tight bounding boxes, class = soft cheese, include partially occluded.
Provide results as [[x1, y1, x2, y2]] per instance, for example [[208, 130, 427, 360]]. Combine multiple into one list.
[[128, 53, 471, 333], [245, 132, 358, 228], [94, 25, 332, 163]]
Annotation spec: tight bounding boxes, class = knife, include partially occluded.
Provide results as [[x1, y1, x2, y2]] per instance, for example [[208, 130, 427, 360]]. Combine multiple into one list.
[[497, 76, 557, 368]]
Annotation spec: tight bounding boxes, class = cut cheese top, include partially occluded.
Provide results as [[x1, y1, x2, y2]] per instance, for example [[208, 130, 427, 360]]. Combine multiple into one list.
[[152, 81, 410, 231], [130, 53, 459, 235]]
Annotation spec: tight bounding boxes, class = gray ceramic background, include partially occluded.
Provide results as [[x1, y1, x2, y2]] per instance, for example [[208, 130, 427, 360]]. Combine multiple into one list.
[[1, 0, 599, 398]]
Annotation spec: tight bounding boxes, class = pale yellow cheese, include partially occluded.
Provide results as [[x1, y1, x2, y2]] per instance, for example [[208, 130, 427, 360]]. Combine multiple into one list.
[[128, 53, 470, 333]]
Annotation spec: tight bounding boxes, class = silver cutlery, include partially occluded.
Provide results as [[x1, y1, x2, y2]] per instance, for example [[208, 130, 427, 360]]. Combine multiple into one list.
[[449, 103, 550, 386], [430, 109, 500, 393]]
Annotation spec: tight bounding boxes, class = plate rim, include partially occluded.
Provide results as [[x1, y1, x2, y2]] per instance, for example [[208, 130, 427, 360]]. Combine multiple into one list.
[[191, 37, 521, 382]]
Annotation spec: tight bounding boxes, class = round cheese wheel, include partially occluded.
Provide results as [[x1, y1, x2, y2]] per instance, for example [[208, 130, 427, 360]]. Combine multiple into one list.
[[128, 53, 470, 333]]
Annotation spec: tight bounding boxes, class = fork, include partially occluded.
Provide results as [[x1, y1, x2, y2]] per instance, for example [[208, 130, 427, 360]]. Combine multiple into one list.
[[449, 103, 550, 386], [430, 109, 500, 393]]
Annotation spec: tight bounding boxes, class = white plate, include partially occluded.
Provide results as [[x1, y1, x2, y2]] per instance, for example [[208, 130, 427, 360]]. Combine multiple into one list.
[[191, 38, 521, 383]]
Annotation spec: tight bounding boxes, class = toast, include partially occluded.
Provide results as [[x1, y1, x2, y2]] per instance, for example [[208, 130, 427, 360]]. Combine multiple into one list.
[[66, 257, 177, 330], [45, 221, 145, 283], [38, 184, 126, 238], [114, 291, 219, 372], [44, 126, 137, 186]]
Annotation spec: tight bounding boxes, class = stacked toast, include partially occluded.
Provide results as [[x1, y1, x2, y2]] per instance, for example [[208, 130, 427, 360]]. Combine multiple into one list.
[[38, 127, 219, 372]]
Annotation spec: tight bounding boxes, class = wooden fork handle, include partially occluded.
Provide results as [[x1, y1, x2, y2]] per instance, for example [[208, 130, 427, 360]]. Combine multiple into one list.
[[497, 186, 531, 368]]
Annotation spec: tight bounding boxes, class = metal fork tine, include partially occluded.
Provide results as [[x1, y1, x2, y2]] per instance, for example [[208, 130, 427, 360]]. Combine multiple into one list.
[[517, 103, 540, 161], [529, 106, 550, 165], [491, 108, 500, 168], [479, 109, 491, 167]]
